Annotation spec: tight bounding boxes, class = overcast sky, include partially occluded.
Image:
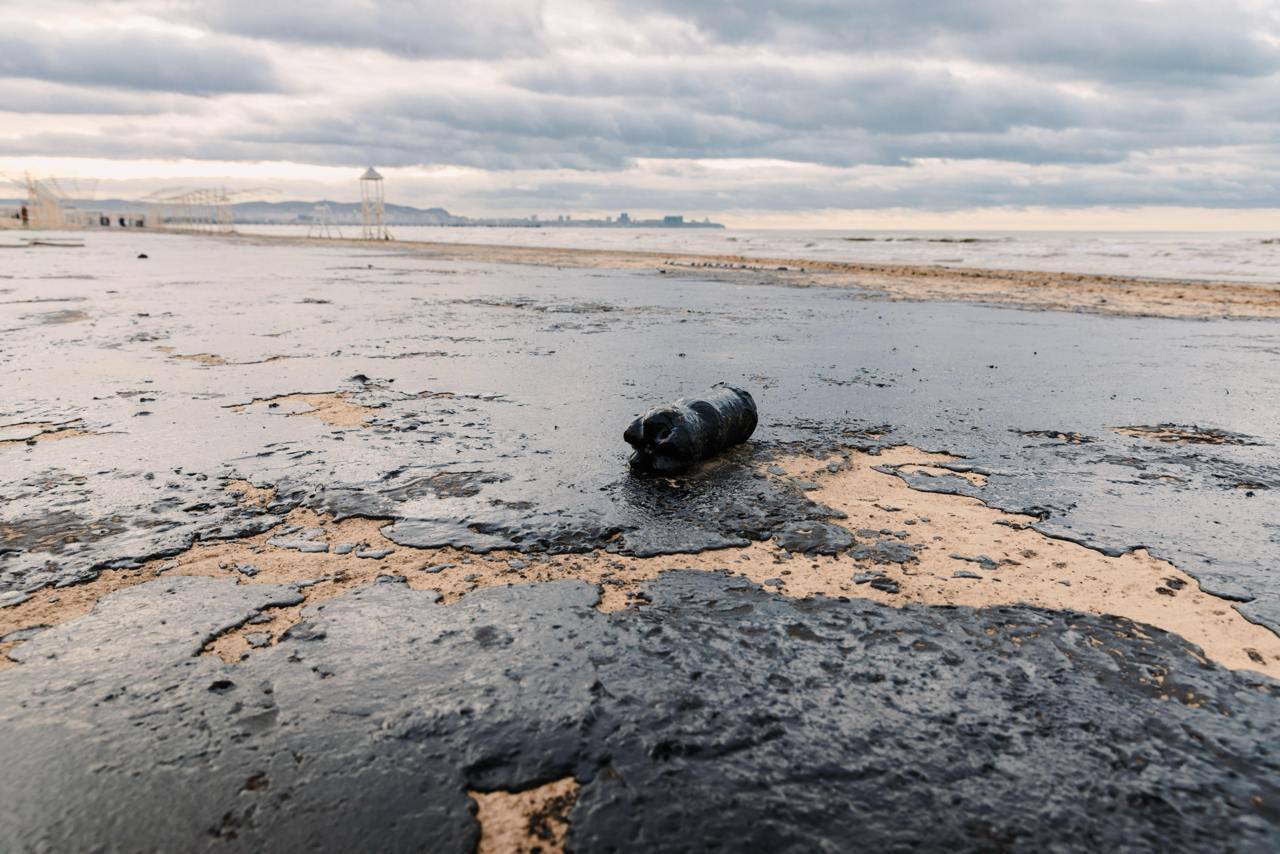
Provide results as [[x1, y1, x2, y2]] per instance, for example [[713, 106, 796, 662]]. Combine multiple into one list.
[[1, 0, 1278, 227]]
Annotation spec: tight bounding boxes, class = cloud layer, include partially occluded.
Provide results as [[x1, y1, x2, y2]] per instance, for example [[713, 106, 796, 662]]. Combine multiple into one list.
[[2, 0, 1277, 218]]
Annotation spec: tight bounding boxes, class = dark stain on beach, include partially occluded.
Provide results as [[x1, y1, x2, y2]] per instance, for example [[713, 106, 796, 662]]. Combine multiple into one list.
[[23, 308, 89, 325], [1, 235, 1279, 849], [1, 573, 1276, 851]]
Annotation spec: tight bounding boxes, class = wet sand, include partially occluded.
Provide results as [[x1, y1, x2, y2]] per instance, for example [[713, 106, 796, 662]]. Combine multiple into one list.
[[230, 233, 1280, 319]]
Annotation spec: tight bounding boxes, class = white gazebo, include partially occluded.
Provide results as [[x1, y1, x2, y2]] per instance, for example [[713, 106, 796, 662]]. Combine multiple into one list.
[[359, 167, 390, 240]]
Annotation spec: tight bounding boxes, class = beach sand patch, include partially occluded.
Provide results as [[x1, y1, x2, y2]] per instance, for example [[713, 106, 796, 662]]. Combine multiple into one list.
[[0, 419, 95, 446], [226, 479, 277, 509], [228, 392, 377, 427], [157, 346, 291, 367], [174, 352, 228, 366], [0, 640, 23, 671], [471, 778, 579, 854]]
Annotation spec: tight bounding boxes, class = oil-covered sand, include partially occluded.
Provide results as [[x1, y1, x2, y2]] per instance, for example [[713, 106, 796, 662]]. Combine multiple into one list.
[[1, 232, 1278, 851]]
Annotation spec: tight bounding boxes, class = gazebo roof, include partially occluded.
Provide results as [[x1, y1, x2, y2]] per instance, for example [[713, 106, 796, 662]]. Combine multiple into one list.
[[360, 167, 383, 181]]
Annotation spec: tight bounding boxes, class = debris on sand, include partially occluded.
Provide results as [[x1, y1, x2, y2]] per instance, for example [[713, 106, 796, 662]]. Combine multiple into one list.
[[624, 385, 757, 474]]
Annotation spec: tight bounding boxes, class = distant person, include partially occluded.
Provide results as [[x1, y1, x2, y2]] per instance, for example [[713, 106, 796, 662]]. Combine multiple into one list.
[[20, 205, 28, 227]]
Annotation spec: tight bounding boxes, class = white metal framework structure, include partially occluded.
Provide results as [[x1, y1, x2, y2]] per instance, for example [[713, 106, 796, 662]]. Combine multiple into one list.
[[307, 203, 343, 239], [360, 167, 390, 240], [148, 189, 235, 234], [1, 174, 71, 229]]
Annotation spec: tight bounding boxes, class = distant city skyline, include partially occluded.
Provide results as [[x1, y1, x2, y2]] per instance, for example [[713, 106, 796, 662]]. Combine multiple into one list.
[[2, 1, 1278, 229]]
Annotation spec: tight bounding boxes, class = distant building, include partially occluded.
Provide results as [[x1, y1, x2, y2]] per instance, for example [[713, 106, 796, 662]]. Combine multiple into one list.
[[663, 215, 684, 225], [618, 212, 631, 224]]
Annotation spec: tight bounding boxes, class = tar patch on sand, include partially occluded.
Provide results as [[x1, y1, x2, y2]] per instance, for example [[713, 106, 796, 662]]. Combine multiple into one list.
[[1015, 429, 1097, 444], [471, 778, 579, 854], [4, 447, 1277, 676], [23, 308, 88, 325], [1113, 424, 1260, 445], [228, 392, 378, 427], [0, 420, 95, 446]]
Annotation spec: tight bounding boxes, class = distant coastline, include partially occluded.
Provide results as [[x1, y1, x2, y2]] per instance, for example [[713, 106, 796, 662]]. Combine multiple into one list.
[[225, 229, 1280, 320], [0, 197, 723, 229]]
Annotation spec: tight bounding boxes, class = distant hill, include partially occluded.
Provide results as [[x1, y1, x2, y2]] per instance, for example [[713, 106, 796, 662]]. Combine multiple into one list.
[[230, 200, 463, 226], [0, 197, 462, 226]]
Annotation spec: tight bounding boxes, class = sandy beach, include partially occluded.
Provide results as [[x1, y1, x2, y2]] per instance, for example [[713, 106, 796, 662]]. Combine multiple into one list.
[[232, 231, 1280, 319], [1, 231, 1277, 850]]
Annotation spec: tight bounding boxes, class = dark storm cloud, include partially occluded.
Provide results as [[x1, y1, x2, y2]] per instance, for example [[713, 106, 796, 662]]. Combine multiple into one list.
[[511, 63, 1098, 135], [4, 0, 1279, 213], [0, 24, 282, 94], [646, 0, 1280, 83], [185, 0, 548, 58], [466, 158, 1280, 213], [362, 70, 1203, 170]]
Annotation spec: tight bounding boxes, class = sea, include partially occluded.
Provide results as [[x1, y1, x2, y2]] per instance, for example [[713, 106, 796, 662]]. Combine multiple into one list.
[[239, 225, 1280, 284]]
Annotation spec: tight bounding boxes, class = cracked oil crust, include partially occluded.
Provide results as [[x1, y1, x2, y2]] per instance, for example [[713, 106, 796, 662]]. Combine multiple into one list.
[[230, 232, 1280, 319], [227, 392, 378, 427], [5, 448, 1275, 677], [471, 778, 579, 854]]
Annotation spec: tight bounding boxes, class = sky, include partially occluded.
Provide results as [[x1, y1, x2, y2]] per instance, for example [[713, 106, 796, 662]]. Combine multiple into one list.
[[1, 0, 1278, 228]]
